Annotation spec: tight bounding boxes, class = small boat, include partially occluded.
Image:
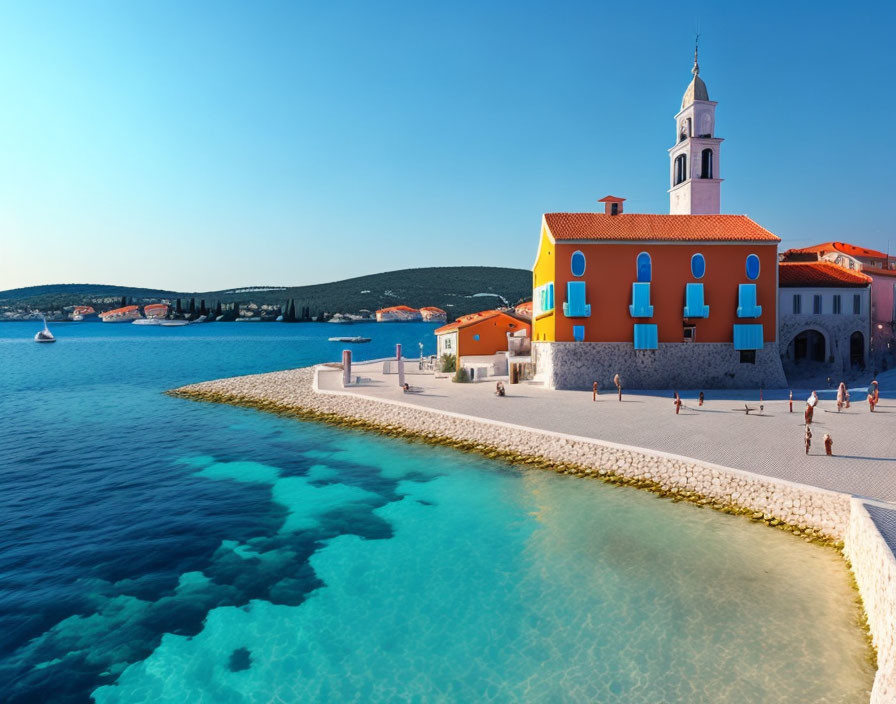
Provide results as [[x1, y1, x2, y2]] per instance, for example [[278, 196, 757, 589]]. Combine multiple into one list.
[[35, 317, 56, 343], [328, 336, 371, 343], [159, 319, 189, 327], [327, 314, 353, 324], [132, 318, 161, 325]]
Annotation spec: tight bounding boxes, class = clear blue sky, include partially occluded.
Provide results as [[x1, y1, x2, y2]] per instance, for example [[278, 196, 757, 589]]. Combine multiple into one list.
[[1, 0, 894, 291]]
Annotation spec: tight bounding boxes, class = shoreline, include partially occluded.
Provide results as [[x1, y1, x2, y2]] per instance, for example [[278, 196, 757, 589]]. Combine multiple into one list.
[[169, 364, 896, 703]]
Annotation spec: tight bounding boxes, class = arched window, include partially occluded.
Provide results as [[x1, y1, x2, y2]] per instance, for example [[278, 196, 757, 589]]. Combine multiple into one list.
[[745, 254, 760, 280], [691, 253, 706, 279], [701, 149, 713, 179], [636, 252, 652, 283], [674, 154, 687, 185], [679, 132, 686, 143], [570, 250, 586, 277]]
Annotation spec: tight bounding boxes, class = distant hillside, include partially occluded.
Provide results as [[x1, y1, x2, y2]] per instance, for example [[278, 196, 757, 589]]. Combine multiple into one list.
[[0, 267, 532, 320]]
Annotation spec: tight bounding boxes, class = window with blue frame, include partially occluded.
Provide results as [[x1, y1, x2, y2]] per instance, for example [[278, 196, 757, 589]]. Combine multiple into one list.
[[691, 253, 706, 279], [636, 252, 652, 282], [683, 283, 709, 318], [745, 254, 760, 280], [629, 282, 654, 317], [737, 284, 762, 318], [473, 334, 480, 341], [571, 251, 586, 277], [813, 295, 822, 314], [733, 324, 764, 350], [534, 282, 554, 317], [563, 281, 591, 317], [573, 325, 585, 341], [633, 324, 658, 350]]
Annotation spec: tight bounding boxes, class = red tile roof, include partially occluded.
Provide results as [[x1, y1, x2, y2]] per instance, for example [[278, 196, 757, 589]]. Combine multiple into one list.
[[434, 310, 528, 335], [376, 305, 417, 313], [419, 306, 446, 313], [784, 242, 888, 261], [778, 262, 871, 288], [544, 213, 779, 242], [863, 266, 896, 278]]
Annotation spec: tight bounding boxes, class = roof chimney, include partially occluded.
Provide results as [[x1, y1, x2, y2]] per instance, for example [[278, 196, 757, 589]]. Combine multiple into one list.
[[598, 195, 625, 216]]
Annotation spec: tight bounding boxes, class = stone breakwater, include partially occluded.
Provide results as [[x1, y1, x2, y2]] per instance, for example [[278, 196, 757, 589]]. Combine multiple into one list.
[[169, 365, 895, 703]]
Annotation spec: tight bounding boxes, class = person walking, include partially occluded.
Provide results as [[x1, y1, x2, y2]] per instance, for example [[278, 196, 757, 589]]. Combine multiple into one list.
[[674, 392, 682, 414], [804, 424, 812, 455], [698, 391, 704, 407], [805, 390, 818, 424], [592, 381, 598, 401], [836, 382, 846, 412], [871, 380, 880, 406], [614, 374, 622, 402], [823, 433, 833, 456]]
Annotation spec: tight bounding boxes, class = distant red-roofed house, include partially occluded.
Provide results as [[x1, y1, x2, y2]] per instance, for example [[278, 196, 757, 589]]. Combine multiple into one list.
[[375, 305, 422, 322], [435, 310, 530, 374], [778, 262, 871, 370], [514, 301, 532, 319], [418, 306, 447, 323]]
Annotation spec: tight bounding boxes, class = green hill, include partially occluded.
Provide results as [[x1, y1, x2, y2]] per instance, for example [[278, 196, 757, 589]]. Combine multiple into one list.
[[0, 267, 532, 320]]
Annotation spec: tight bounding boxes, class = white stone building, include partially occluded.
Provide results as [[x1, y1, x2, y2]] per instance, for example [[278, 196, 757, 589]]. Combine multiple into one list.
[[778, 261, 872, 372]]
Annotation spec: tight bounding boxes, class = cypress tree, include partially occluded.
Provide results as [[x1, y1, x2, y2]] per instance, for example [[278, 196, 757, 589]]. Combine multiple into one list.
[[288, 300, 296, 322], [199, 299, 207, 316], [215, 301, 222, 317], [176, 299, 183, 316], [120, 295, 127, 308], [233, 302, 240, 319]]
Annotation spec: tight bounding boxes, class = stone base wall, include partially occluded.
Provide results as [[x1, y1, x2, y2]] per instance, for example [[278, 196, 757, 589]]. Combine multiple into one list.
[[780, 314, 870, 373], [846, 499, 896, 703], [533, 341, 788, 390]]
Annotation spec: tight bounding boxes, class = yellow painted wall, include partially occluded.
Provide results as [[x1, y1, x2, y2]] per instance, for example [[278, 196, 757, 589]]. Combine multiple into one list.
[[532, 221, 555, 342]]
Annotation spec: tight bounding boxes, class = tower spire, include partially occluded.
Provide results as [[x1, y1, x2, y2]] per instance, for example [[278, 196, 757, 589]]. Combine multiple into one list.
[[692, 33, 700, 76]]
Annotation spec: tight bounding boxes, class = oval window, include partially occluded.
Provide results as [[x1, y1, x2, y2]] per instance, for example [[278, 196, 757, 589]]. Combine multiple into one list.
[[636, 252, 652, 283], [691, 253, 705, 279], [745, 254, 760, 280], [473, 334, 480, 341], [571, 250, 586, 277]]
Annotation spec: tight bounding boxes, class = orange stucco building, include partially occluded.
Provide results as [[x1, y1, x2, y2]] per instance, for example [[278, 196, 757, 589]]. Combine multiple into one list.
[[435, 310, 530, 361], [531, 198, 787, 389]]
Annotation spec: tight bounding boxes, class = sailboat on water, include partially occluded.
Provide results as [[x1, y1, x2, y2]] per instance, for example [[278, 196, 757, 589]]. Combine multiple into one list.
[[34, 316, 56, 343]]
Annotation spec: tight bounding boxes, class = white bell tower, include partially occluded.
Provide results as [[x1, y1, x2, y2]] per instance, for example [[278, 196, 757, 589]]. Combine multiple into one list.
[[669, 41, 723, 214]]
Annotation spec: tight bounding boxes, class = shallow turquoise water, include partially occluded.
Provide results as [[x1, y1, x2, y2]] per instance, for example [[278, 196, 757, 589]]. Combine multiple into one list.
[[0, 322, 875, 702]]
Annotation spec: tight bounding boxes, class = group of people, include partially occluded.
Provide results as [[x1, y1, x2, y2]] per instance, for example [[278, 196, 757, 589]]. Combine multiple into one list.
[[592, 374, 624, 402]]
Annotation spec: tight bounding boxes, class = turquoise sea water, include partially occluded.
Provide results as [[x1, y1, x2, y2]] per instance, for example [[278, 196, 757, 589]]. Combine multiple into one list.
[[0, 321, 875, 702]]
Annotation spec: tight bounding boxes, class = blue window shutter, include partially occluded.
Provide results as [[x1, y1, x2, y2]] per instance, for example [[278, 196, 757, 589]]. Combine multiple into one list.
[[733, 324, 764, 350], [683, 283, 709, 318], [573, 325, 585, 341], [629, 282, 654, 317], [636, 252, 652, 282], [562, 281, 591, 317], [736, 284, 762, 318], [633, 324, 658, 350]]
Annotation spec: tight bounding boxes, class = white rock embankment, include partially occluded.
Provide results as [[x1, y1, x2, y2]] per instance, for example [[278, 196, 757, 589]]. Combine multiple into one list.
[[172, 366, 850, 542]]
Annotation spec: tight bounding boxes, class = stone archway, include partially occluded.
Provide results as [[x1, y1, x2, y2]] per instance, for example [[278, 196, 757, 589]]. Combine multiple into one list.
[[787, 329, 827, 363]]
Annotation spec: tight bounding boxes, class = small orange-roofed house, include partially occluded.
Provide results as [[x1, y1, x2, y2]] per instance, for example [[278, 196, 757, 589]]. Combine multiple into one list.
[[435, 310, 531, 380], [376, 306, 422, 322]]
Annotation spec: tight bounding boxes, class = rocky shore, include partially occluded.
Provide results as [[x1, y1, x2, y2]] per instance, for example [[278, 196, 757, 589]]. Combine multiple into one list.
[[169, 364, 895, 702]]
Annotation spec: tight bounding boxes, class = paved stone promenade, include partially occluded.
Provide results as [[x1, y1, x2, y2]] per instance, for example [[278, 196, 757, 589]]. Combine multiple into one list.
[[321, 362, 896, 503]]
